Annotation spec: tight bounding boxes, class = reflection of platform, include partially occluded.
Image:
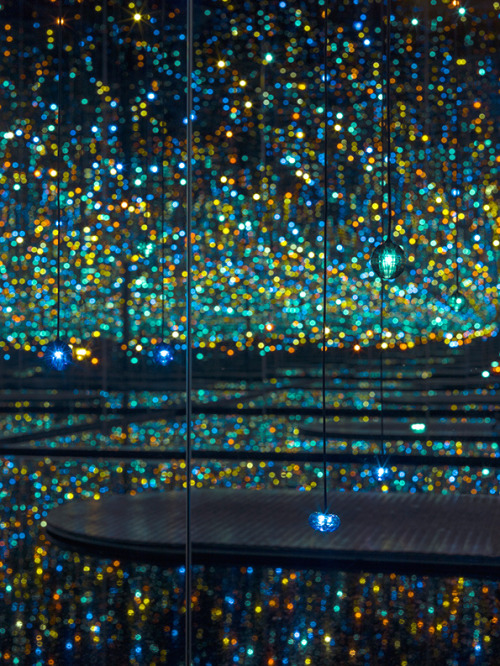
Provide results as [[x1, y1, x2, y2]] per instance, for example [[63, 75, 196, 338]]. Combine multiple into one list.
[[300, 418, 499, 442], [46, 489, 500, 576]]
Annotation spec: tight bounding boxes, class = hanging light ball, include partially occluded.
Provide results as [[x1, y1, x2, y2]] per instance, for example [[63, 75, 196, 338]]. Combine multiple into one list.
[[375, 465, 391, 482], [371, 239, 406, 280], [449, 289, 467, 312], [153, 342, 173, 366], [136, 238, 155, 260], [45, 339, 72, 371], [308, 511, 340, 533], [374, 455, 394, 482]]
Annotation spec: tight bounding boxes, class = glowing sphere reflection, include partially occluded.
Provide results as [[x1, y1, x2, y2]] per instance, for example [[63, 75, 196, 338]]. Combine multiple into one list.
[[153, 342, 173, 366], [371, 239, 406, 280], [308, 511, 340, 533], [136, 238, 155, 260], [45, 340, 72, 371], [449, 290, 467, 312]]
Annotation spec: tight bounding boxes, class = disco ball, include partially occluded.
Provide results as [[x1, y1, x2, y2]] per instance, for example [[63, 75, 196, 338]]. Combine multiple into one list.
[[45, 339, 72, 371], [371, 239, 406, 279], [153, 342, 173, 366]]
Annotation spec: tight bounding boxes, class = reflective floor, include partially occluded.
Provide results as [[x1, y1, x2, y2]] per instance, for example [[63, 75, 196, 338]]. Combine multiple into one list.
[[1, 458, 499, 665]]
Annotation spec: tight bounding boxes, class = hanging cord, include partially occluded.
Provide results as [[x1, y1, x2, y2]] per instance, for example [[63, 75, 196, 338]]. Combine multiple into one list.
[[160, 111, 167, 339], [15, 0, 24, 229], [185, 0, 193, 663], [321, 1, 329, 514], [379, 280, 386, 462], [144, 15, 151, 250], [160, 0, 167, 341], [453, 24, 460, 291], [377, 0, 391, 474], [378, 0, 386, 242], [385, 0, 393, 239], [56, 0, 63, 340]]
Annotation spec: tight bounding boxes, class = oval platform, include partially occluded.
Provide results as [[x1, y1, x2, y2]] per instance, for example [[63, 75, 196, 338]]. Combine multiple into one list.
[[46, 489, 500, 576]]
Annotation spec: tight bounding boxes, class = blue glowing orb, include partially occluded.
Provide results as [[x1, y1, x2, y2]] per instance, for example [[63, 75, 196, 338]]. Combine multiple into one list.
[[45, 340, 72, 371], [308, 511, 340, 533], [153, 342, 173, 366], [371, 239, 406, 279], [376, 466, 389, 481]]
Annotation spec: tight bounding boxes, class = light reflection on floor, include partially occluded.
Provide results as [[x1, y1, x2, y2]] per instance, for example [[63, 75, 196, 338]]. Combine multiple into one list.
[[0, 457, 499, 665]]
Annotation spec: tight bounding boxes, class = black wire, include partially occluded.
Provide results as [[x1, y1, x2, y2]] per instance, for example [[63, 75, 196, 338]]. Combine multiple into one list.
[[321, 1, 329, 514], [378, 0, 386, 242], [379, 280, 385, 459], [160, 0, 166, 341], [385, 0, 393, 239], [453, 23, 460, 290], [144, 9, 150, 248], [185, 0, 193, 663], [56, 0, 63, 340], [160, 133, 166, 339], [379, 0, 390, 468], [15, 0, 24, 230]]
